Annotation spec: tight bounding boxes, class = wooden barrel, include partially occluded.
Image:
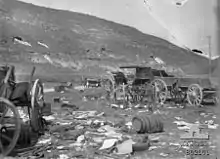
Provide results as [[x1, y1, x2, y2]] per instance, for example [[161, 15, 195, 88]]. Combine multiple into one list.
[[132, 114, 164, 134]]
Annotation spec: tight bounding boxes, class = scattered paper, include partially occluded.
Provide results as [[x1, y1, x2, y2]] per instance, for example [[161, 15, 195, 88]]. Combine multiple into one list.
[[149, 146, 158, 151], [116, 139, 133, 154], [99, 139, 118, 150], [159, 152, 169, 157], [76, 135, 85, 143], [59, 154, 69, 159], [14, 38, 32, 46], [174, 116, 183, 120], [208, 124, 219, 129], [43, 115, 55, 121], [38, 41, 49, 48], [44, 88, 55, 93], [38, 138, 52, 144]]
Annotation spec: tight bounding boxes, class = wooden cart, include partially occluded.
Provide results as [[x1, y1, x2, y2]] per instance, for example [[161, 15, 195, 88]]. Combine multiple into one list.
[[0, 65, 46, 156]]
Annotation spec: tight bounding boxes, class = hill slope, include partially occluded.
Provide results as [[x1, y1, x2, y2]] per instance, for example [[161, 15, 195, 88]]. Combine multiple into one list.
[[0, 0, 218, 81]]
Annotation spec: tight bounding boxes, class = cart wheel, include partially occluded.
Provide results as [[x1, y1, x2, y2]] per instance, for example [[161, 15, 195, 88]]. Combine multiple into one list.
[[151, 79, 168, 104], [30, 79, 44, 132], [31, 79, 44, 108], [187, 84, 203, 106], [0, 97, 21, 156], [101, 79, 114, 97]]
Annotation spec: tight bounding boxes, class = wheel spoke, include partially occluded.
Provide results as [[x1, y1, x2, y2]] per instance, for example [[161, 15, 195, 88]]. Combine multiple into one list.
[[0, 108, 8, 123], [0, 140, 4, 152], [1, 134, 12, 142]]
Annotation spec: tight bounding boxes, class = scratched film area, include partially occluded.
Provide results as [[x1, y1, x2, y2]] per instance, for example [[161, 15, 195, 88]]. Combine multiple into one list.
[[0, 0, 219, 159]]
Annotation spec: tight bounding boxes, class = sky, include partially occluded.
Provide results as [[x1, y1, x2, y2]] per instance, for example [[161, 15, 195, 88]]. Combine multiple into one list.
[[17, 0, 218, 57]]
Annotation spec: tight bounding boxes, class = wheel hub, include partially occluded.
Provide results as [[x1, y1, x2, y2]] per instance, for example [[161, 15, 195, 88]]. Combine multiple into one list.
[[192, 91, 197, 96]]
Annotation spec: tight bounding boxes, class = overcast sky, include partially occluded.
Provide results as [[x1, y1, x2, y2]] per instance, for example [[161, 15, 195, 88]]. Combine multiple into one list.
[[18, 0, 218, 57]]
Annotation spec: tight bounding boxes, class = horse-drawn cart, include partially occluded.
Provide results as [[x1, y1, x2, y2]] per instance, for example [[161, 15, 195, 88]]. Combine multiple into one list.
[[107, 65, 218, 107], [152, 70, 219, 106], [0, 65, 46, 156], [107, 66, 167, 105]]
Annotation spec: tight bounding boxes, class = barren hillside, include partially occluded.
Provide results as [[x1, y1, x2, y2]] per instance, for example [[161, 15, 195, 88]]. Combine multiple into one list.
[[0, 0, 218, 81]]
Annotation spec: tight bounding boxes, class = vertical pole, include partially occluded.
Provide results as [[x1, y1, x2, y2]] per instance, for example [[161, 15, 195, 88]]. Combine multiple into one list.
[[207, 36, 212, 79]]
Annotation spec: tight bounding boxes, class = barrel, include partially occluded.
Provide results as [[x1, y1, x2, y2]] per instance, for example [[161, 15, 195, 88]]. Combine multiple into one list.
[[132, 114, 164, 134]]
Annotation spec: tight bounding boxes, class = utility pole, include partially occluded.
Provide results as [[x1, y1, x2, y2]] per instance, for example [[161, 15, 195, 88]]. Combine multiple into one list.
[[207, 36, 212, 79]]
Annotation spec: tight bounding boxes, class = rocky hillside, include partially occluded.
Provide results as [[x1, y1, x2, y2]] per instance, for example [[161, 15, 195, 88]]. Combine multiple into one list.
[[0, 0, 218, 81]]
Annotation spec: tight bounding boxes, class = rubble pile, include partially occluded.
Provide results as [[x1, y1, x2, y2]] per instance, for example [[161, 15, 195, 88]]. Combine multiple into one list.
[[15, 109, 161, 159], [2, 81, 218, 159]]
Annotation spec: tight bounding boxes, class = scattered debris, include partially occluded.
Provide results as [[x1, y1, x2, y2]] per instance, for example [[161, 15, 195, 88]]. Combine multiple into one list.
[[37, 41, 49, 48], [13, 36, 32, 47], [159, 152, 169, 157], [116, 139, 133, 154], [99, 139, 118, 150]]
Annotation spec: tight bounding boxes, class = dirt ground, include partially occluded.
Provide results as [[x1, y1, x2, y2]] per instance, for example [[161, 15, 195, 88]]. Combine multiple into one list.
[[18, 81, 218, 159]]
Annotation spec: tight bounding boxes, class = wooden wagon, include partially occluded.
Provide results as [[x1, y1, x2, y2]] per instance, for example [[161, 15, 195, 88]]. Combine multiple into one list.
[[108, 66, 167, 104], [0, 65, 46, 156], [151, 69, 219, 106]]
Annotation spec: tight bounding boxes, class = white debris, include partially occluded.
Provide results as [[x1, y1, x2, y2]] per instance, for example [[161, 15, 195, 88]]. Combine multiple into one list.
[[44, 88, 55, 93], [59, 154, 69, 159], [43, 54, 54, 64], [37, 41, 49, 48], [169, 142, 180, 146], [76, 135, 85, 143], [154, 57, 165, 65], [173, 121, 197, 131], [111, 104, 120, 108], [208, 124, 219, 129], [116, 139, 133, 155], [173, 121, 190, 126], [99, 139, 118, 150], [205, 120, 214, 125], [174, 116, 183, 120], [38, 138, 52, 144], [14, 38, 32, 47], [159, 152, 169, 157], [148, 145, 159, 151], [17, 108, 29, 123], [74, 85, 85, 91], [43, 115, 55, 121], [212, 115, 217, 119], [57, 146, 65, 149]]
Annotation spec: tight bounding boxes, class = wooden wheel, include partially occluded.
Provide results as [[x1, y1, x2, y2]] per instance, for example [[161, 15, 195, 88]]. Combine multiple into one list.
[[29, 79, 44, 132], [151, 79, 168, 104], [187, 84, 203, 106], [31, 79, 44, 108], [0, 97, 21, 156]]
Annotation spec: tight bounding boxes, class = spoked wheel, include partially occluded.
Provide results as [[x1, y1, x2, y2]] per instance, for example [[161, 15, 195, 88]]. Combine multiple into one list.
[[29, 79, 45, 133], [151, 79, 168, 104], [187, 84, 203, 106], [0, 97, 21, 156]]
